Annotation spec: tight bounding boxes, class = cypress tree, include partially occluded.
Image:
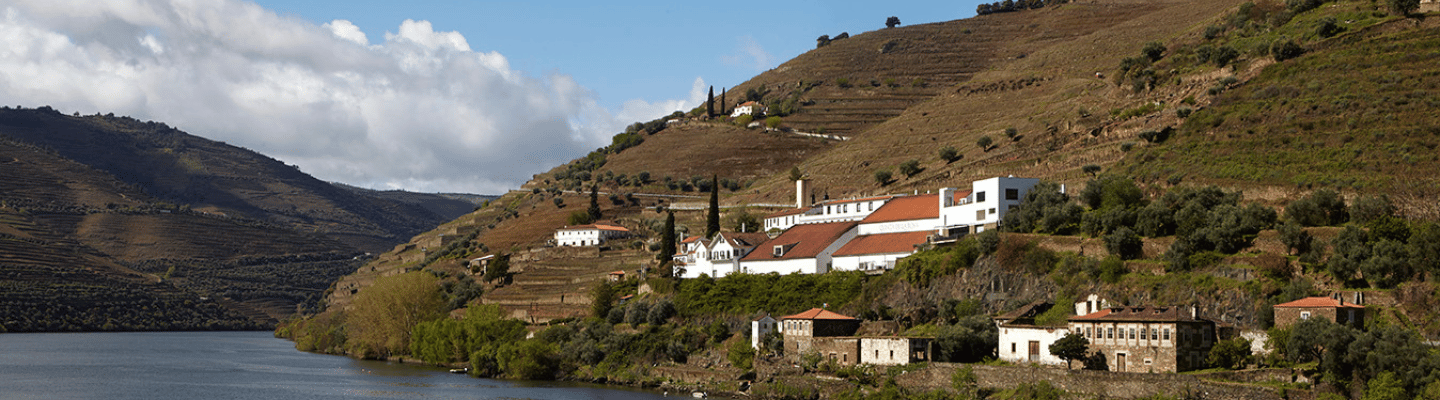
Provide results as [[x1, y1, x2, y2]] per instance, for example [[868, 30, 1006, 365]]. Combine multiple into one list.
[[706, 86, 715, 117], [660, 212, 676, 264], [588, 185, 601, 222], [706, 175, 720, 238], [720, 87, 727, 116]]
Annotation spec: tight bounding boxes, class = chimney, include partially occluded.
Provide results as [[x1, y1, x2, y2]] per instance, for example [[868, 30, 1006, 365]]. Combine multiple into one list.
[[795, 178, 808, 208], [1191, 305, 1197, 319]]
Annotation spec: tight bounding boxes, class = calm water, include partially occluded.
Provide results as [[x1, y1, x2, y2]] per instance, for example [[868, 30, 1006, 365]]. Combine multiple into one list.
[[0, 331, 674, 400]]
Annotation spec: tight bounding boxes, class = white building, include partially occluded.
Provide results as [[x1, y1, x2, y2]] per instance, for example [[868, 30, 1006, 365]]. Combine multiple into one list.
[[739, 221, 859, 275], [994, 300, 1071, 366], [860, 337, 933, 366], [677, 232, 770, 278], [830, 194, 941, 272], [731, 101, 767, 118], [751, 314, 777, 350], [937, 176, 1040, 238], [553, 224, 631, 247]]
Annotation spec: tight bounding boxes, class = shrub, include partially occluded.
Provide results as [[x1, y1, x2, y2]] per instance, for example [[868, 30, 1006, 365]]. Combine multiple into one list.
[[553, 197, 564, 207], [1208, 337, 1253, 369], [836, 77, 851, 88], [976, 229, 1001, 255], [1141, 41, 1167, 61], [1104, 227, 1144, 260], [899, 159, 921, 177], [1315, 16, 1344, 38], [939, 146, 960, 163], [735, 114, 753, 126], [1176, 106, 1193, 118], [727, 338, 755, 370], [1286, 189, 1348, 226], [1213, 46, 1240, 66], [1271, 38, 1303, 62], [1004, 127, 1019, 140], [1349, 194, 1396, 225], [764, 116, 782, 129], [874, 169, 893, 185], [977, 135, 994, 151]]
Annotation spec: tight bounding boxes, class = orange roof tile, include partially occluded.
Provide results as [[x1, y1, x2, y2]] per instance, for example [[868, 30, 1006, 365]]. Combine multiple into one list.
[[559, 224, 629, 232], [740, 221, 857, 262], [1275, 296, 1365, 308], [832, 231, 931, 257], [680, 235, 703, 244], [779, 308, 857, 321], [860, 194, 938, 224]]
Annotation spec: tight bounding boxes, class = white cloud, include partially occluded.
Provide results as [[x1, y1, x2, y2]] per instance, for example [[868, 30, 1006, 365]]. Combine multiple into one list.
[[722, 35, 775, 71], [0, 0, 694, 194]]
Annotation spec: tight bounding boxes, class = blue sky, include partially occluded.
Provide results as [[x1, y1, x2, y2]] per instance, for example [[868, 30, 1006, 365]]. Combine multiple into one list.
[[254, 1, 984, 113], [0, 1, 983, 194]]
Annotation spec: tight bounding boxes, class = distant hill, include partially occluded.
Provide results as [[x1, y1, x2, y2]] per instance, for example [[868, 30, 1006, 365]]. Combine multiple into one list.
[[0, 107, 493, 330]]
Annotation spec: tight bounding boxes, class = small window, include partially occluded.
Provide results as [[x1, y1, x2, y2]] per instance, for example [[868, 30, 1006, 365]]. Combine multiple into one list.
[[1107, 327, 1114, 339], [1300, 311, 1311, 320], [1086, 327, 1092, 338], [976, 210, 986, 220], [1011, 343, 1016, 353], [1164, 328, 1171, 341], [977, 192, 987, 202], [1129, 328, 1136, 340], [1151, 328, 1157, 340], [773, 245, 784, 257], [989, 208, 996, 214], [1005, 188, 1019, 200]]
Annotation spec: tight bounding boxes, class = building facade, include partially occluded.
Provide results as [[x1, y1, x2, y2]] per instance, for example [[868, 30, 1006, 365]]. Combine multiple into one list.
[[936, 177, 1040, 238], [1273, 294, 1365, 329], [780, 308, 861, 363], [554, 224, 631, 247], [994, 301, 1070, 366], [1068, 305, 1216, 373]]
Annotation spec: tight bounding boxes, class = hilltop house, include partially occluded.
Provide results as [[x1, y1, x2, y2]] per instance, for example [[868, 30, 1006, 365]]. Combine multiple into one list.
[[1274, 293, 1365, 329], [936, 177, 1040, 240], [1069, 305, 1217, 373], [554, 224, 631, 247], [994, 301, 1070, 366], [739, 221, 858, 275], [731, 101, 767, 118]]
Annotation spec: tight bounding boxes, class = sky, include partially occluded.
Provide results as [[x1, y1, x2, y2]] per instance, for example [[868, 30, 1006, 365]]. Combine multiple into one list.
[[0, 0, 982, 194]]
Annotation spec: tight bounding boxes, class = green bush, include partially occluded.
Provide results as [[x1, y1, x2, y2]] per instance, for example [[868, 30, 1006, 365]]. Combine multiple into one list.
[[899, 159, 921, 177], [1104, 227, 1144, 260], [874, 169, 893, 185]]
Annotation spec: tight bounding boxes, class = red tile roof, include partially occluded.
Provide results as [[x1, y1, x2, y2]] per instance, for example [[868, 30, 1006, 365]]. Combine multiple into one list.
[[1275, 296, 1365, 308], [740, 221, 857, 261], [860, 194, 938, 223], [1070, 306, 1208, 322], [779, 308, 857, 321], [680, 235, 703, 244], [832, 231, 931, 257], [950, 190, 973, 206]]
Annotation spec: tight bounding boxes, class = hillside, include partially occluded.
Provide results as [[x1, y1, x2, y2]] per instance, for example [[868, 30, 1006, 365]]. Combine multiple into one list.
[[0, 107, 492, 330]]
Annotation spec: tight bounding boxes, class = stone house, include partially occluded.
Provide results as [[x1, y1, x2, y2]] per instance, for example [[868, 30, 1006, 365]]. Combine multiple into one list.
[[779, 308, 861, 364], [751, 313, 777, 351], [1069, 305, 1216, 373], [1273, 294, 1365, 329], [860, 337, 934, 366]]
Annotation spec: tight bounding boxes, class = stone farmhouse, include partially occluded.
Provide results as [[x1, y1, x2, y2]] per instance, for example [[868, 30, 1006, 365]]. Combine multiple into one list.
[[1273, 293, 1366, 329], [553, 224, 631, 247], [778, 308, 932, 367], [1069, 305, 1217, 373], [751, 313, 777, 350]]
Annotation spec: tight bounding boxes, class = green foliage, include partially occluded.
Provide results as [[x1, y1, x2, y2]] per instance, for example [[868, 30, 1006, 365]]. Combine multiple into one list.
[[673, 271, 866, 317], [874, 169, 893, 186], [727, 207, 760, 233], [894, 238, 982, 287], [735, 114, 753, 126], [976, 229, 1000, 255], [726, 338, 755, 370], [567, 210, 593, 225], [482, 254, 510, 283], [788, 166, 804, 181], [977, 135, 994, 151], [951, 365, 977, 390], [658, 211, 675, 263], [765, 116, 783, 129], [496, 339, 559, 380], [939, 146, 961, 163], [1365, 371, 1407, 400], [1004, 127, 1019, 140], [899, 159, 921, 177], [935, 315, 998, 362], [994, 381, 1065, 400], [1208, 337, 1253, 369], [1104, 227, 1144, 260], [1350, 195, 1397, 225], [1096, 256, 1128, 283], [347, 272, 446, 358], [1142, 41, 1168, 61], [1315, 16, 1344, 38], [410, 304, 526, 365], [590, 282, 615, 318], [1389, 0, 1420, 15], [1003, 181, 1079, 235], [1271, 37, 1304, 62], [1049, 332, 1089, 368]]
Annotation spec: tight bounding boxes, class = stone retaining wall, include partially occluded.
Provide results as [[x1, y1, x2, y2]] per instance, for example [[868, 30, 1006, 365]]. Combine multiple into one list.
[[894, 364, 1294, 400]]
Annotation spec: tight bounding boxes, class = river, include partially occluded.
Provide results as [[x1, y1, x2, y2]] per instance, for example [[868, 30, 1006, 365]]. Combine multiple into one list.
[[0, 331, 677, 400]]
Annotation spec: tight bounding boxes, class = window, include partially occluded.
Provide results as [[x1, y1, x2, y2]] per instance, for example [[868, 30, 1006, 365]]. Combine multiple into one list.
[[1005, 188, 1019, 200], [773, 245, 785, 257], [1300, 311, 1311, 320], [977, 191, 987, 202], [1086, 327, 1092, 338], [976, 210, 986, 220], [1011, 343, 1016, 353], [1129, 328, 1136, 339], [989, 208, 996, 214], [1163, 328, 1170, 341], [1107, 327, 1114, 339], [1151, 328, 1157, 340]]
